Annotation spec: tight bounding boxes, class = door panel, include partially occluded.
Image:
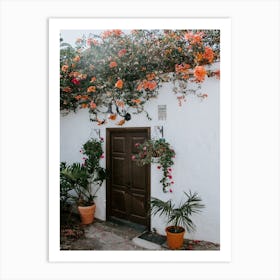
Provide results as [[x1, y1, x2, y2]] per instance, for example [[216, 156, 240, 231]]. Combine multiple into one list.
[[112, 157, 126, 186], [112, 136, 126, 153], [131, 162, 146, 189], [106, 128, 150, 227]]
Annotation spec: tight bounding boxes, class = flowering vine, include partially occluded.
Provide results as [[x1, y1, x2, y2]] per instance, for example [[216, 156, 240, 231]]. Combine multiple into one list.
[[60, 29, 220, 124], [132, 138, 175, 193]]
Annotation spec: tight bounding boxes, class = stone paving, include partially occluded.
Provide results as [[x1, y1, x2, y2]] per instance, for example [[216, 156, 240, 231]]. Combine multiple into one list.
[[60, 218, 220, 251]]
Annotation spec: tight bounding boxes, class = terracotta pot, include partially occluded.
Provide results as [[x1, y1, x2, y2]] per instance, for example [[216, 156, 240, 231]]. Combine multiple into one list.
[[165, 226, 185, 249], [78, 204, 96, 225]]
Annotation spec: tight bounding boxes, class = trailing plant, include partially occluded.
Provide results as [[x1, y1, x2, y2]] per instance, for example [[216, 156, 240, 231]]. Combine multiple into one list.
[[132, 138, 175, 193], [60, 29, 220, 124], [150, 190, 205, 233], [60, 138, 107, 206]]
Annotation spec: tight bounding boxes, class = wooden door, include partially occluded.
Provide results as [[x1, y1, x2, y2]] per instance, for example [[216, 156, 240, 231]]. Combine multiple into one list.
[[106, 128, 150, 228]]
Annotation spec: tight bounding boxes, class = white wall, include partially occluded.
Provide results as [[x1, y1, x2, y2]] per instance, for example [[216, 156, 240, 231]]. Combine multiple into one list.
[[60, 71, 220, 243]]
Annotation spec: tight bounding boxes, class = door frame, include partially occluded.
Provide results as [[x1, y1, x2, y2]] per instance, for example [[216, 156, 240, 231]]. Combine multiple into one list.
[[106, 127, 151, 230]]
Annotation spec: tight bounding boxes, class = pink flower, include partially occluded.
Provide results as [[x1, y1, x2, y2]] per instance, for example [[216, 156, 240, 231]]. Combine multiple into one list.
[[168, 175, 172, 179], [143, 146, 147, 151], [135, 143, 140, 147], [100, 137, 104, 141], [118, 48, 127, 57], [100, 154, 105, 159], [187, 245, 193, 250], [171, 181, 174, 184], [169, 189, 173, 193], [157, 166, 161, 169], [71, 78, 80, 85], [168, 168, 172, 172], [131, 155, 136, 160]]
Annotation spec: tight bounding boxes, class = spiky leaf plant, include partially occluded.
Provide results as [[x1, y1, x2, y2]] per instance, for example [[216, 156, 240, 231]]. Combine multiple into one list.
[[150, 191, 205, 233]]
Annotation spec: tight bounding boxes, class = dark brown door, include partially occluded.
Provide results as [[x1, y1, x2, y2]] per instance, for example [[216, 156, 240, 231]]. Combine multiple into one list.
[[106, 128, 150, 227]]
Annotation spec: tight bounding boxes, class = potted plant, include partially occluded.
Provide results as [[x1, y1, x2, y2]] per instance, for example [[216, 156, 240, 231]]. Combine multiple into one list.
[[61, 138, 107, 224], [150, 191, 205, 249], [133, 138, 175, 193]]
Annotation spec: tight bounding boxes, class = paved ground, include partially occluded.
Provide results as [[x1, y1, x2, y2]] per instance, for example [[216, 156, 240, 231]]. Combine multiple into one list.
[[60, 216, 220, 251]]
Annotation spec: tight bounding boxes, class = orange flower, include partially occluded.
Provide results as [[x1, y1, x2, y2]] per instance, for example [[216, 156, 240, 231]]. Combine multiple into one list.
[[109, 61, 117, 68], [81, 103, 88, 109], [112, 29, 122, 36], [101, 30, 112, 39], [165, 49, 172, 55], [146, 73, 156, 80], [87, 38, 99, 46], [175, 63, 190, 73], [90, 76, 96, 83], [194, 66, 207, 82], [87, 86, 96, 93], [69, 71, 80, 78], [78, 73, 87, 80], [195, 53, 204, 62], [177, 47, 182, 52], [132, 99, 141, 104], [115, 79, 123, 89], [184, 32, 193, 41], [75, 95, 82, 100], [116, 100, 125, 108], [62, 86, 72, 93], [118, 49, 127, 57], [117, 119, 125, 126], [136, 82, 144, 91], [108, 114, 117, 120], [73, 56, 80, 62], [90, 101, 97, 109], [102, 29, 122, 38], [146, 80, 157, 90], [185, 32, 203, 44], [203, 46, 214, 63], [81, 95, 89, 101], [61, 65, 69, 72], [192, 33, 202, 44]]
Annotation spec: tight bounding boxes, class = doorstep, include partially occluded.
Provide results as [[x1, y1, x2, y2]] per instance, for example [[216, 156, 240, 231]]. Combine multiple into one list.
[[132, 236, 162, 250]]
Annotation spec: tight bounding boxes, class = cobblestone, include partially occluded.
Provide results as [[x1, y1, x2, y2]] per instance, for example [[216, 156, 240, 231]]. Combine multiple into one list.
[[60, 218, 220, 251]]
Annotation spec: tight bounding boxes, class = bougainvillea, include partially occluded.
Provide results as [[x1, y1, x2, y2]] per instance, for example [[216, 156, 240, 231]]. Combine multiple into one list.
[[60, 29, 220, 124]]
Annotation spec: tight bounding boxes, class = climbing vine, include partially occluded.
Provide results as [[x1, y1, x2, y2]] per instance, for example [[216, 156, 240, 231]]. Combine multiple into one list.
[[60, 29, 220, 125]]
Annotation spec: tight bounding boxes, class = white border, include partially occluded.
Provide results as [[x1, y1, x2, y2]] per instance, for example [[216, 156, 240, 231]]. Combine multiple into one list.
[[49, 18, 231, 262]]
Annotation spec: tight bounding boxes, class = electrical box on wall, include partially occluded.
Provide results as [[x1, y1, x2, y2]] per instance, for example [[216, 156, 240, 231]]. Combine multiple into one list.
[[158, 105, 167, 121]]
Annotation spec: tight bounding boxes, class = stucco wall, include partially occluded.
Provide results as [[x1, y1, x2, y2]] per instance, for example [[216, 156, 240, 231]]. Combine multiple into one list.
[[60, 72, 220, 243]]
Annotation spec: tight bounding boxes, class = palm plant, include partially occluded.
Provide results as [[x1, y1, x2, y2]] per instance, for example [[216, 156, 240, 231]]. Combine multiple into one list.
[[60, 162, 100, 206], [150, 191, 205, 233]]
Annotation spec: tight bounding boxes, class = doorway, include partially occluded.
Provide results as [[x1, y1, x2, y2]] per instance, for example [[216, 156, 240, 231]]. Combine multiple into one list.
[[106, 127, 151, 229]]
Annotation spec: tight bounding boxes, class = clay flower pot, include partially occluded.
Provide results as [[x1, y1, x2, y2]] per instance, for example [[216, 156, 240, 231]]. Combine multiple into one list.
[[78, 204, 96, 225], [165, 226, 185, 249]]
